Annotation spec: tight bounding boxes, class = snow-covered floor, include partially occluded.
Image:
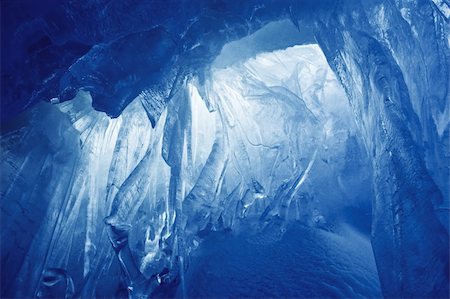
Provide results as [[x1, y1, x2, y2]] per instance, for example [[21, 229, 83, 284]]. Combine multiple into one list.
[[181, 223, 381, 298]]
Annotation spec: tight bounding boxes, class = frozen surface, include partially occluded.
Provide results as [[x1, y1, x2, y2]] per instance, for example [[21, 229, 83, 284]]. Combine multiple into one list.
[[1, 0, 449, 298], [182, 224, 381, 298]]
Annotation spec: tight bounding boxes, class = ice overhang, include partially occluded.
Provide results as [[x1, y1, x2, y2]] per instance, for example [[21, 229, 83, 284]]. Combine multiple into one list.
[[212, 19, 315, 69]]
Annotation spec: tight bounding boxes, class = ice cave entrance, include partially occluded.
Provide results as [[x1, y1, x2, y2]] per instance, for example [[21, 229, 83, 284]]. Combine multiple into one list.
[[2, 2, 449, 298], [62, 39, 379, 298], [2, 22, 380, 299], [168, 43, 380, 297], [59, 39, 380, 298]]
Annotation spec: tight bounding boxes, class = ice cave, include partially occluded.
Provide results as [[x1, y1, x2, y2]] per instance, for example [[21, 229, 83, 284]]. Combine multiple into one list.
[[1, 0, 449, 298]]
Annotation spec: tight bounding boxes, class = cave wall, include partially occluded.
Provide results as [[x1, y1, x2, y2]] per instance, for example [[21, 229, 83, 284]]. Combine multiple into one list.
[[305, 1, 449, 296]]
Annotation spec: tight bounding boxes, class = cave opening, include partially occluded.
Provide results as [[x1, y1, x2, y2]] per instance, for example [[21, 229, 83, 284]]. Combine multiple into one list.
[[176, 42, 381, 298], [107, 40, 378, 297], [1, 1, 449, 299]]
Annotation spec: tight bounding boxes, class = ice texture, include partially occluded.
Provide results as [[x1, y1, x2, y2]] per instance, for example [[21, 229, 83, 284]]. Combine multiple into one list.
[[309, 2, 450, 296], [1, 0, 449, 298]]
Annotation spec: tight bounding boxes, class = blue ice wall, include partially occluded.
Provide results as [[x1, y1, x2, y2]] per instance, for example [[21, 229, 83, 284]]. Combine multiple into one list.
[[308, 1, 450, 296], [1, 0, 449, 298]]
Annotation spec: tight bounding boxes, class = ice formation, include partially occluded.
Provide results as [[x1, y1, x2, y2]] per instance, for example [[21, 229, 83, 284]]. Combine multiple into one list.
[[1, 0, 449, 298]]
